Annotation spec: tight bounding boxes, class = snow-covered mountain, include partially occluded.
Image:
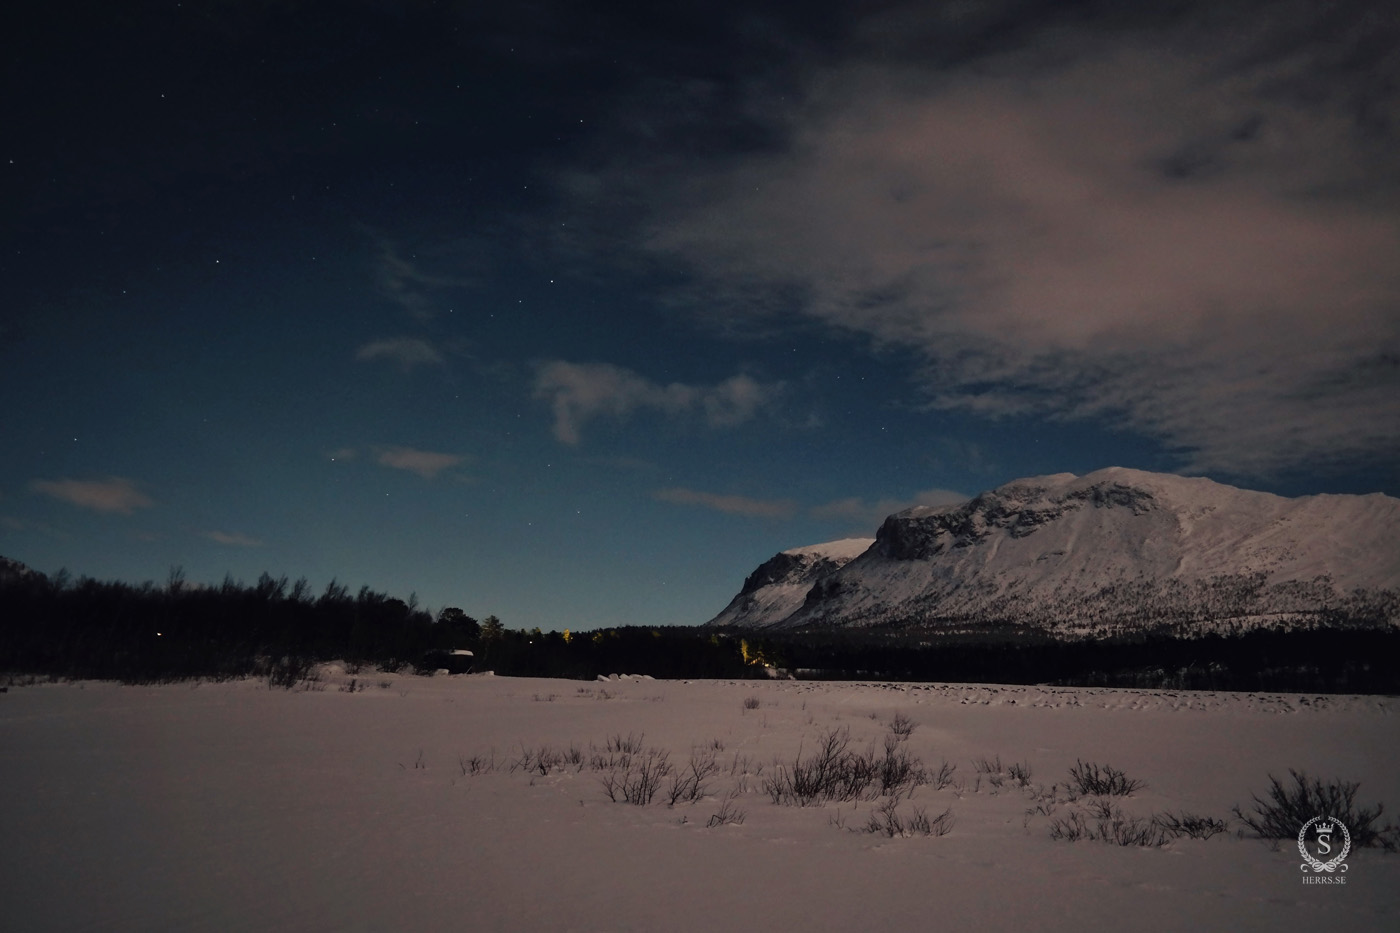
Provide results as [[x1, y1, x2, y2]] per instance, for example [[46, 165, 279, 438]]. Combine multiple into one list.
[[706, 538, 874, 629], [706, 468, 1400, 637]]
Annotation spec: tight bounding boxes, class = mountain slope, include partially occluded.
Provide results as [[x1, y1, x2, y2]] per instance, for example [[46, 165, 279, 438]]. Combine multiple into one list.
[[708, 468, 1400, 637], [705, 538, 874, 630]]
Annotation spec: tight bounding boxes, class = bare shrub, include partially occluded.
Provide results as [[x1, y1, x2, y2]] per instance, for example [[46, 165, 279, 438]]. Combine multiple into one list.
[[601, 748, 672, 805], [607, 732, 646, 755], [460, 752, 496, 776], [266, 655, 317, 689], [1153, 811, 1229, 840], [1086, 796, 1118, 821], [1069, 760, 1144, 796], [925, 806, 956, 837], [878, 734, 926, 798], [765, 727, 931, 806], [864, 799, 954, 838], [1232, 770, 1396, 849], [743, 696, 761, 710], [887, 712, 916, 738], [707, 790, 747, 828], [667, 748, 721, 806], [931, 760, 958, 790], [1048, 806, 1170, 847], [727, 752, 755, 776], [1047, 810, 1091, 841], [535, 748, 564, 775], [765, 727, 872, 805], [1105, 815, 1171, 847]]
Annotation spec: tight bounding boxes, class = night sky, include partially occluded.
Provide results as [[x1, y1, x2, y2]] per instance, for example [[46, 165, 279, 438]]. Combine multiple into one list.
[[4, 0, 1397, 630]]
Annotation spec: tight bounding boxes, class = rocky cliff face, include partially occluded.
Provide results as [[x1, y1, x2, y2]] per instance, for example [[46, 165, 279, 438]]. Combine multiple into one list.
[[705, 538, 873, 629], [708, 468, 1400, 637]]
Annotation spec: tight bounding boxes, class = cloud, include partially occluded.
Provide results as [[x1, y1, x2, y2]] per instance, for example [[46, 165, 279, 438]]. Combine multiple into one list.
[[582, 3, 1400, 479], [650, 484, 967, 526], [533, 360, 782, 444], [652, 487, 797, 519], [370, 236, 475, 322], [204, 530, 265, 548], [374, 445, 465, 479], [810, 487, 968, 530], [356, 337, 444, 370], [30, 477, 153, 514]]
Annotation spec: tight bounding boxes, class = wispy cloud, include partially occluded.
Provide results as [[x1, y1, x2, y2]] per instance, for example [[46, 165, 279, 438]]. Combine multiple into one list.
[[1, 515, 67, 538], [31, 477, 153, 514], [578, 3, 1400, 479], [652, 487, 797, 519], [356, 337, 444, 371], [651, 484, 967, 526], [533, 360, 782, 444], [810, 487, 968, 531], [204, 530, 265, 547], [374, 445, 465, 479], [370, 235, 475, 322]]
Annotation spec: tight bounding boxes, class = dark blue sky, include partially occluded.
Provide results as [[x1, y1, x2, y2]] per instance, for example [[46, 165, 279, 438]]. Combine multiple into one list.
[[3, 0, 1397, 629]]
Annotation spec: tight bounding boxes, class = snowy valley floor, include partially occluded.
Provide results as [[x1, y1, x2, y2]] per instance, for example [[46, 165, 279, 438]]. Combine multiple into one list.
[[2, 670, 1397, 932]]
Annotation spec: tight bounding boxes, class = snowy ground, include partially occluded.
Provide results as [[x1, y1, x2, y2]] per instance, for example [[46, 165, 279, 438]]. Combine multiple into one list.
[[2, 670, 1397, 932]]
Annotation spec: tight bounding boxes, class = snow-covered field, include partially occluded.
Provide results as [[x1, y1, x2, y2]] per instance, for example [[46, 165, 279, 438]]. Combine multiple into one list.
[[2, 670, 1397, 931]]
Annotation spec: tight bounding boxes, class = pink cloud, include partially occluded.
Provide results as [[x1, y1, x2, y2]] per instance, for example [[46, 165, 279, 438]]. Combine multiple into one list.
[[31, 477, 154, 514]]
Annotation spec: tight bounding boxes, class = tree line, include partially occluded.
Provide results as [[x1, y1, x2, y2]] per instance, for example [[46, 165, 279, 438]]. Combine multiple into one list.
[[0, 566, 754, 683], [1, 564, 1394, 692]]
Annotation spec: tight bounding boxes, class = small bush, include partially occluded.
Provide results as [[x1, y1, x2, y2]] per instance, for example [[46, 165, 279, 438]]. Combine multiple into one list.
[[460, 752, 496, 776], [1069, 759, 1144, 796], [265, 655, 316, 689], [1153, 811, 1228, 840], [1048, 807, 1169, 847], [600, 748, 672, 805], [973, 755, 1002, 775], [765, 727, 932, 806], [864, 799, 954, 838], [606, 732, 646, 755], [667, 748, 721, 806], [743, 696, 762, 710], [887, 713, 916, 738], [878, 734, 925, 797], [1233, 770, 1395, 849], [765, 728, 871, 805], [707, 791, 747, 828]]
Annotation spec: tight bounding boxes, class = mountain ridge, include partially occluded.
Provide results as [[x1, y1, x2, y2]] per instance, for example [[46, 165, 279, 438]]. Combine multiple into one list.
[[706, 468, 1400, 637]]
